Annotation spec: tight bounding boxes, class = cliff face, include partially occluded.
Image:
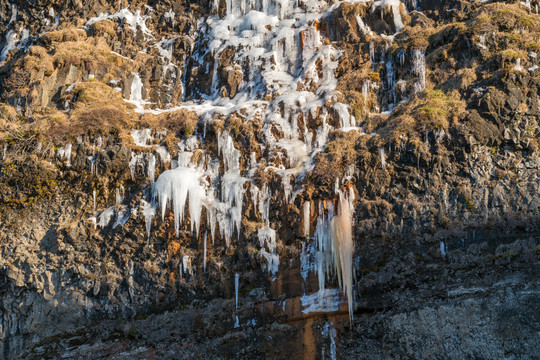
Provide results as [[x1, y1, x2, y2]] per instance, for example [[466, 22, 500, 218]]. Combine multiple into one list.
[[0, 0, 539, 359]]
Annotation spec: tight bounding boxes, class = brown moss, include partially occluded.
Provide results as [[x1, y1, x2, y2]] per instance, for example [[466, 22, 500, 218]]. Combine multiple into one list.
[[39, 28, 87, 46], [141, 109, 199, 138], [311, 130, 361, 184], [90, 20, 118, 38], [0, 68, 31, 100], [52, 37, 115, 73], [22, 46, 54, 75], [69, 80, 122, 105], [376, 88, 465, 143]]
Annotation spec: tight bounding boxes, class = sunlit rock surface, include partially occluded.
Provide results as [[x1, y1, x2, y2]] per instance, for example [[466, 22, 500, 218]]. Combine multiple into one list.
[[0, 0, 539, 358]]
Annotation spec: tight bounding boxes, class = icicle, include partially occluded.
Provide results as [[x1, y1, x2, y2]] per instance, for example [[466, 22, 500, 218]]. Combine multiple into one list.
[[257, 226, 279, 275], [303, 201, 311, 238], [371, 0, 405, 33], [514, 58, 523, 72], [203, 232, 208, 272], [154, 165, 207, 237], [148, 154, 156, 183], [140, 199, 155, 240], [9, 4, 17, 25], [115, 187, 122, 205], [329, 191, 355, 319], [282, 172, 291, 203], [235, 273, 240, 310], [369, 41, 375, 65], [440, 241, 446, 257], [93, 189, 97, 212], [379, 147, 386, 169], [412, 49, 426, 93], [362, 80, 370, 104], [97, 207, 115, 228]]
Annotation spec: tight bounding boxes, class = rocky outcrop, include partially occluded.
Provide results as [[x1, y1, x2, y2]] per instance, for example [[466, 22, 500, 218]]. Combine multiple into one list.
[[0, 0, 539, 359]]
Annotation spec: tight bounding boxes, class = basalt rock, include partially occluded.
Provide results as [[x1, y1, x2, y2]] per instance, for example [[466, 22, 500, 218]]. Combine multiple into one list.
[[0, 0, 539, 359]]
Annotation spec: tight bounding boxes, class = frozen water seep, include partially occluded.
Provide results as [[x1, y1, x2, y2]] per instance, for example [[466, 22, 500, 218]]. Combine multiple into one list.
[[111, 0, 370, 320], [140, 199, 155, 239], [257, 226, 279, 275], [379, 147, 386, 168], [412, 49, 426, 93], [303, 201, 311, 238], [131, 129, 154, 147], [97, 207, 116, 228], [126, 73, 151, 113], [371, 0, 405, 33], [57, 143, 72, 167], [301, 288, 343, 314], [303, 188, 355, 318]]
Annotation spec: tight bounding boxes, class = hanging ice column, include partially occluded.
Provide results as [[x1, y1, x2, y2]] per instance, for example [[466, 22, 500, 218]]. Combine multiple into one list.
[[217, 132, 246, 246], [311, 188, 356, 319], [412, 49, 426, 93], [153, 160, 208, 238]]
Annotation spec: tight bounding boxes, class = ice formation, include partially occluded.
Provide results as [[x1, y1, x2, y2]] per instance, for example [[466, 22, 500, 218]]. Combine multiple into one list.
[[86, 0, 421, 320], [126, 73, 150, 112], [235, 273, 240, 310], [154, 165, 207, 238], [304, 188, 356, 318], [372, 0, 405, 33], [257, 226, 279, 275], [97, 207, 115, 228], [57, 144, 72, 167], [303, 201, 311, 238], [412, 49, 426, 93], [379, 147, 386, 169], [140, 199, 155, 240], [131, 129, 154, 147]]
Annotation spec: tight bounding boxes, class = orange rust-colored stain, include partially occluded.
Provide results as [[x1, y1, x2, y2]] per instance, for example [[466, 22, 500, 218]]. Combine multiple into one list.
[[168, 241, 181, 256], [302, 317, 316, 360], [168, 270, 176, 283], [270, 274, 283, 299], [300, 30, 306, 51]]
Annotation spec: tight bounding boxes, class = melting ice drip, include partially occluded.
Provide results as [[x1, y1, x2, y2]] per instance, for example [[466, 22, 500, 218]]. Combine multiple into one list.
[[309, 188, 355, 318]]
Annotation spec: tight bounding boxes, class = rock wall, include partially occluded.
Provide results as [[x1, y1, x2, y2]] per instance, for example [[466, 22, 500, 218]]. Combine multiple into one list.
[[0, 0, 539, 359]]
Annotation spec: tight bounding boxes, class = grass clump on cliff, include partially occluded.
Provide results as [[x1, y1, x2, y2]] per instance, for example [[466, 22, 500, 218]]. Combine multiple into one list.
[[377, 87, 466, 142], [311, 130, 361, 185]]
